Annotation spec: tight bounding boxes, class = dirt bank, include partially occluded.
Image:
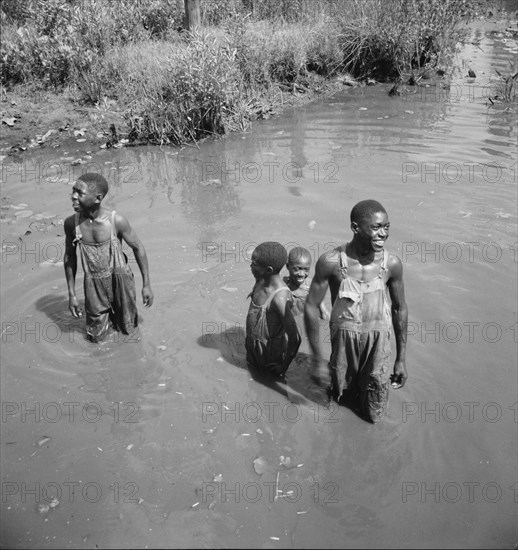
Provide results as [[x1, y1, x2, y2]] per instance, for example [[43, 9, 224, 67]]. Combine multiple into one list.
[[0, 87, 128, 157], [0, 75, 359, 160]]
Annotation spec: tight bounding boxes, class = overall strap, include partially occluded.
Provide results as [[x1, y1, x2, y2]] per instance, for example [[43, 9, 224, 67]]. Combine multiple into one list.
[[339, 244, 348, 278], [378, 249, 389, 278], [110, 210, 117, 240]]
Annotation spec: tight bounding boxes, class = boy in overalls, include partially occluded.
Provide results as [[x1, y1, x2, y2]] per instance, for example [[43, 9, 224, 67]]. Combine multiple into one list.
[[304, 200, 408, 423], [246, 242, 301, 381], [64, 173, 153, 342]]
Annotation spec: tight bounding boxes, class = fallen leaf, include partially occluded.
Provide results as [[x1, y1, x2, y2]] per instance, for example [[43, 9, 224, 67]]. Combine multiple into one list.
[[253, 456, 270, 475], [48, 497, 59, 509], [279, 455, 292, 467]]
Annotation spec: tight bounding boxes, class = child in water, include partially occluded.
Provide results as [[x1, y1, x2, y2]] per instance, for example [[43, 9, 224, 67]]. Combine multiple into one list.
[[305, 199, 408, 423], [64, 173, 154, 342], [283, 247, 329, 321], [246, 242, 301, 381]]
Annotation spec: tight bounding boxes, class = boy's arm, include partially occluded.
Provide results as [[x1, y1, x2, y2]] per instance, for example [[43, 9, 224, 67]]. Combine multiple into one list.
[[318, 301, 330, 320], [114, 213, 154, 307], [63, 216, 81, 317], [387, 255, 408, 388], [305, 253, 334, 385], [272, 290, 301, 369]]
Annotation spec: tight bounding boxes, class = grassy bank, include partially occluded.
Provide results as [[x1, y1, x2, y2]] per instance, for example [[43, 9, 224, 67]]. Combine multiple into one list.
[[0, 0, 491, 146]]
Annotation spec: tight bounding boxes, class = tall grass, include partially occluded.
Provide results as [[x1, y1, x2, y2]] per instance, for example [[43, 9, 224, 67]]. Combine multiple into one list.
[[1, 0, 485, 144]]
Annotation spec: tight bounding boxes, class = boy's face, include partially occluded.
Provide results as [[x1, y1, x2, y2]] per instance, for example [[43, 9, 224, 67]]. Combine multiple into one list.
[[287, 255, 311, 286], [71, 180, 100, 213], [353, 211, 390, 252]]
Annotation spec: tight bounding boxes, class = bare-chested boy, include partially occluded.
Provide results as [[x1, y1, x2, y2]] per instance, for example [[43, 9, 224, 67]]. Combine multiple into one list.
[[64, 173, 153, 342], [246, 242, 301, 381], [304, 200, 408, 423]]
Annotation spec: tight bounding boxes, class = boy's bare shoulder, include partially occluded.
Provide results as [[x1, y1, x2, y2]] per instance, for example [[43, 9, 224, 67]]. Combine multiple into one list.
[[64, 214, 76, 235], [316, 248, 342, 275], [112, 211, 132, 232], [387, 252, 404, 277], [271, 286, 293, 312]]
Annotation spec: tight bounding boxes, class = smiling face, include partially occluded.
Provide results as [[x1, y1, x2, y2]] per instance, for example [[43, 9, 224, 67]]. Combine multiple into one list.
[[287, 254, 311, 287], [352, 211, 390, 252]]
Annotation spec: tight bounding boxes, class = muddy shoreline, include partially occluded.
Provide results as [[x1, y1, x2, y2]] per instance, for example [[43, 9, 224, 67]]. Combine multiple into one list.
[[0, 75, 356, 160]]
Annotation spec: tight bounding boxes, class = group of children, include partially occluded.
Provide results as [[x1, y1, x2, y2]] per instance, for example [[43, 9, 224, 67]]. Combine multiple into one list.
[[65, 173, 408, 424], [244, 203, 408, 424]]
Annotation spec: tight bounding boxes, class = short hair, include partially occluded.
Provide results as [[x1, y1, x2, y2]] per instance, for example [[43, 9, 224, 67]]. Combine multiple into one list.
[[350, 200, 387, 224], [287, 247, 312, 265], [78, 173, 109, 198], [253, 242, 288, 274]]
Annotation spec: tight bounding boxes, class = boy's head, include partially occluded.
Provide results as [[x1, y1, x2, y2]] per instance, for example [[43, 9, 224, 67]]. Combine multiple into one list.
[[286, 247, 312, 287], [350, 199, 387, 225], [77, 173, 109, 198], [71, 173, 109, 213], [350, 199, 390, 252], [251, 242, 287, 279]]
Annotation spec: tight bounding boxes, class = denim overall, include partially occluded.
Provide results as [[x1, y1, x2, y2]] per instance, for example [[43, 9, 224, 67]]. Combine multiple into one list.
[[329, 245, 392, 422], [74, 211, 138, 342], [246, 287, 293, 376]]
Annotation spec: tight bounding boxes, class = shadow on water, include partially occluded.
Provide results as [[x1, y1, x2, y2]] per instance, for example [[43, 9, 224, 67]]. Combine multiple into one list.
[[196, 325, 363, 415], [34, 294, 163, 408], [34, 293, 85, 338]]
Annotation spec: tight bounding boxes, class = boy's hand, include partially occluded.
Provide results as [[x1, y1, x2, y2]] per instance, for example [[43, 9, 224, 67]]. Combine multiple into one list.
[[68, 296, 82, 318], [319, 308, 330, 321], [268, 362, 287, 377], [310, 356, 331, 388], [391, 359, 407, 389], [142, 285, 154, 307]]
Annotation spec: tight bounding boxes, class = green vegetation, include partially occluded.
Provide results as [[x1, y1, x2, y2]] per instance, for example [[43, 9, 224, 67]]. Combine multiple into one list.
[[1, 0, 485, 145]]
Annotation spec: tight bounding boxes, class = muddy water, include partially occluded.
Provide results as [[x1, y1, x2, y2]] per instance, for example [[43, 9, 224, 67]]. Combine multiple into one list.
[[1, 16, 517, 550]]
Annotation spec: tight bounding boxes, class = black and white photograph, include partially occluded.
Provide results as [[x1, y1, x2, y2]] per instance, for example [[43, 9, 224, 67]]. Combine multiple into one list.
[[1, 0, 517, 548]]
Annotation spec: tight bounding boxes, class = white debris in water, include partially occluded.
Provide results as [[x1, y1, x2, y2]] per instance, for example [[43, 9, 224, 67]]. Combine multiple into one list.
[[48, 498, 59, 509], [14, 210, 33, 218]]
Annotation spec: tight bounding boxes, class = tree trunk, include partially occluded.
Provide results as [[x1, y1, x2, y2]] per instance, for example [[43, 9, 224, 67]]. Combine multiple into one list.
[[184, 0, 201, 30]]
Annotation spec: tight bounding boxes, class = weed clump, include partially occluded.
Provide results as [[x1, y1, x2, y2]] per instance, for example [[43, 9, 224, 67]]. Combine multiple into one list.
[[0, 0, 489, 145]]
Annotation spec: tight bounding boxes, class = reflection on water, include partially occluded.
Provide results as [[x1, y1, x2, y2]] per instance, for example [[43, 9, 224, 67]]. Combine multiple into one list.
[[1, 15, 517, 549]]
